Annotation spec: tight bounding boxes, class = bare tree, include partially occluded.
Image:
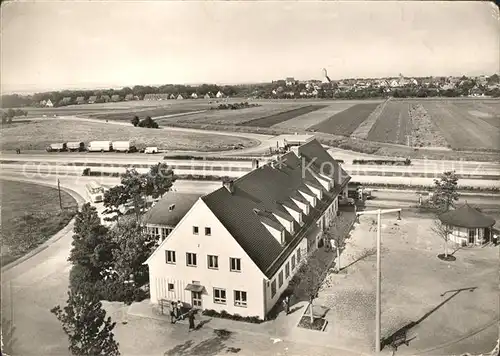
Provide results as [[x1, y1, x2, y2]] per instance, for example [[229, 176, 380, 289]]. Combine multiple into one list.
[[431, 220, 451, 258], [300, 258, 324, 324]]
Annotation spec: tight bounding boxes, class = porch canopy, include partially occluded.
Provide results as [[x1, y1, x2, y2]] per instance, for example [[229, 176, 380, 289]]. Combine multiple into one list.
[[184, 284, 204, 293], [439, 204, 496, 228]]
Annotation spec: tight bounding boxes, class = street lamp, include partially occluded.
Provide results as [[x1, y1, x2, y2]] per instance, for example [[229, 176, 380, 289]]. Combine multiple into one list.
[[356, 208, 402, 353]]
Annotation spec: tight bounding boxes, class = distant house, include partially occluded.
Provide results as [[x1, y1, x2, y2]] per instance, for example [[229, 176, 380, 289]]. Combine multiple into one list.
[[305, 83, 312, 90], [170, 94, 176, 99], [204, 93, 212, 99], [390, 80, 400, 88], [88, 96, 97, 104], [191, 93, 198, 99], [177, 94, 184, 100], [378, 80, 389, 88], [60, 97, 72, 105], [216, 91, 225, 98], [271, 89, 277, 95], [39, 100, 47, 107], [144, 94, 170, 101], [441, 83, 455, 91], [285, 77, 296, 86], [311, 89, 319, 96], [299, 91, 307, 96], [76, 96, 86, 104], [101, 95, 111, 102], [111, 94, 121, 102], [469, 86, 484, 97], [409, 78, 418, 86], [125, 94, 134, 101], [45, 99, 54, 107]]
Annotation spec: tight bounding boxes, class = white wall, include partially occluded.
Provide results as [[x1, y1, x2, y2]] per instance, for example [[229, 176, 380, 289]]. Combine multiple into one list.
[[291, 198, 310, 215], [273, 213, 294, 234], [147, 199, 267, 319], [306, 184, 323, 200], [448, 226, 485, 245], [261, 222, 283, 244], [299, 190, 317, 207], [282, 205, 303, 225], [264, 237, 308, 314]]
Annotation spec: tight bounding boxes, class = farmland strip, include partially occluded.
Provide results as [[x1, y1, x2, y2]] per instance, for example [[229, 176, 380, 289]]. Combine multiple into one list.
[[239, 105, 327, 128], [310, 103, 379, 136], [273, 103, 354, 129], [351, 99, 390, 139], [366, 101, 411, 145]]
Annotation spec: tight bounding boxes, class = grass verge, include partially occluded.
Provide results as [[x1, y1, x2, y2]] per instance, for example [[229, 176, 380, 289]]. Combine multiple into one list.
[[1, 180, 78, 266]]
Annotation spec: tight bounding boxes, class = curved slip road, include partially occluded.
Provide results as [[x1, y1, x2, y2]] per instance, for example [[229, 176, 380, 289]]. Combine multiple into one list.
[[0, 174, 219, 355]]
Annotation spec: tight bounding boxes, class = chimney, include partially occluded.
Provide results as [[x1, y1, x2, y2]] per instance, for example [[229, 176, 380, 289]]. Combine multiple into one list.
[[222, 178, 234, 194], [168, 204, 175, 211]]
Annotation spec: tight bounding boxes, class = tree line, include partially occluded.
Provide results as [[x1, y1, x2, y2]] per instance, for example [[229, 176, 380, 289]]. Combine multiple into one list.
[[50, 163, 174, 355]]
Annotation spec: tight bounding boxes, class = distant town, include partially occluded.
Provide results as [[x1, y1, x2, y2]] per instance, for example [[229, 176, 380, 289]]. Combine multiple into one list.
[[1, 73, 499, 109]]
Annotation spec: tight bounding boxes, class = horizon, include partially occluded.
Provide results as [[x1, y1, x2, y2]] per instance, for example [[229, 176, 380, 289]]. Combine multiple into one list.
[[1, 1, 499, 94]]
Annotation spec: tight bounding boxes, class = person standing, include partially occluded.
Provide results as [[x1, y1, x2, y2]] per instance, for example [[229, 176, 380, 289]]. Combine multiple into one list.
[[188, 310, 196, 332], [170, 302, 176, 324]]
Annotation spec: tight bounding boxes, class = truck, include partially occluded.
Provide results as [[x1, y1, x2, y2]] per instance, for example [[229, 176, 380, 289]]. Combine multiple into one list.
[[66, 141, 85, 152], [87, 141, 112, 152], [46, 143, 67, 152], [112, 141, 136, 153]]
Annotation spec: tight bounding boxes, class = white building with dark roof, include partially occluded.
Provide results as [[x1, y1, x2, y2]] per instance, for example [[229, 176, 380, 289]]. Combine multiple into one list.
[[143, 193, 202, 244], [145, 139, 350, 319]]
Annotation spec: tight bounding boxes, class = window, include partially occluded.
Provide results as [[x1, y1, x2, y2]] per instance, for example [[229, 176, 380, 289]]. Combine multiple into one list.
[[213, 288, 226, 304], [205, 227, 211, 236], [207, 255, 219, 269], [278, 271, 283, 287], [230, 258, 241, 272], [291, 255, 296, 270], [285, 262, 290, 279], [271, 279, 277, 297], [234, 290, 247, 307], [186, 252, 197, 267], [297, 249, 301, 263], [161, 227, 172, 238], [193, 226, 199, 235], [165, 250, 176, 264], [168, 283, 174, 291], [149, 227, 160, 239]]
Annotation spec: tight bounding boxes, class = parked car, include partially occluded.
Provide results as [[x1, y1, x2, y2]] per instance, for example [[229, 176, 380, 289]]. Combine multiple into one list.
[[145, 146, 159, 154]]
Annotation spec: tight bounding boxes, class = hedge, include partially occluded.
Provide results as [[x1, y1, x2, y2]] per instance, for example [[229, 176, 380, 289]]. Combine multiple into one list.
[[164, 155, 255, 162], [202, 309, 263, 324], [353, 181, 500, 193], [352, 158, 411, 166]]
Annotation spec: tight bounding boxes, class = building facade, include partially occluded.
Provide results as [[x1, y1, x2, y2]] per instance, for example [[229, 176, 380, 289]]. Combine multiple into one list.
[[145, 139, 350, 319]]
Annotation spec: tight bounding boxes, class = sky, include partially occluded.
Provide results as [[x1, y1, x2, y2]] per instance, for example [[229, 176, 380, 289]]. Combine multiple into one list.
[[1, 1, 499, 93]]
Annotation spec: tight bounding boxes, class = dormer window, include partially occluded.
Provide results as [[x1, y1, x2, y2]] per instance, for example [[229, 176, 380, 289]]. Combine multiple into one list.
[[281, 230, 286, 245]]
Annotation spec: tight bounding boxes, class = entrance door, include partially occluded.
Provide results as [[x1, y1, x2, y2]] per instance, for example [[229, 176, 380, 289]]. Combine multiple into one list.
[[468, 229, 475, 245], [191, 291, 202, 308]]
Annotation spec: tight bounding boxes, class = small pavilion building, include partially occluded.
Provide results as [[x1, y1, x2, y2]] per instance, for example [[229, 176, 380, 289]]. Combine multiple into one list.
[[439, 204, 496, 246]]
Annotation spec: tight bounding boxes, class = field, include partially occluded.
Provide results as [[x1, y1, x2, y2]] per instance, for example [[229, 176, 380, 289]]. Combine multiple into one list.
[[273, 103, 355, 129], [160, 103, 304, 125], [239, 105, 327, 127], [421, 101, 500, 150], [0, 180, 78, 266], [310, 103, 380, 135], [451, 101, 500, 129], [366, 101, 412, 145], [88, 102, 212, 121], [0, 119, 259, 151]]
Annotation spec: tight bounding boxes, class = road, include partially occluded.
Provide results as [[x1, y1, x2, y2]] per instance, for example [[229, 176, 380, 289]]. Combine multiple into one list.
[[0, 175, 219, 356]]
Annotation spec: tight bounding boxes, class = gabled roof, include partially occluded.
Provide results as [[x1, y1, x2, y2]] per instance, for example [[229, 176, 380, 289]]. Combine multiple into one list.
[[143, 193, 201, 227], [439, 204, 496, 228], [201, 139, 350, 278]]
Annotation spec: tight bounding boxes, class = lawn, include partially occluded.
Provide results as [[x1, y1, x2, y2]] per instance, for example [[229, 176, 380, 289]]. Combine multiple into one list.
[[0, 180, 78, 266], [310, 103, 379, 136], [422, 102, 500, 150], [273, 103, 355, 130], [0, 119, 259, 152], [315, 213, 499, 354], [164, 103, 304, 125], [366, 101, 412, 145], [88, 102, 212, 121], [239, 105, 327, 128]]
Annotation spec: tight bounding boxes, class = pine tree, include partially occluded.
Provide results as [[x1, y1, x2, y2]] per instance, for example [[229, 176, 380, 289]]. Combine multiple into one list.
[[69, 203, 114, 286], [51, 291, 120, 356], [432, 171, 459, 212]]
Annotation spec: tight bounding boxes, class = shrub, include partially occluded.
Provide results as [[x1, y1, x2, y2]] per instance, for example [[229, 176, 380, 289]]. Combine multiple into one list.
[[200, 309, 263, 324], [352, 159, 411, 166], [82, 168, 91, 176]]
